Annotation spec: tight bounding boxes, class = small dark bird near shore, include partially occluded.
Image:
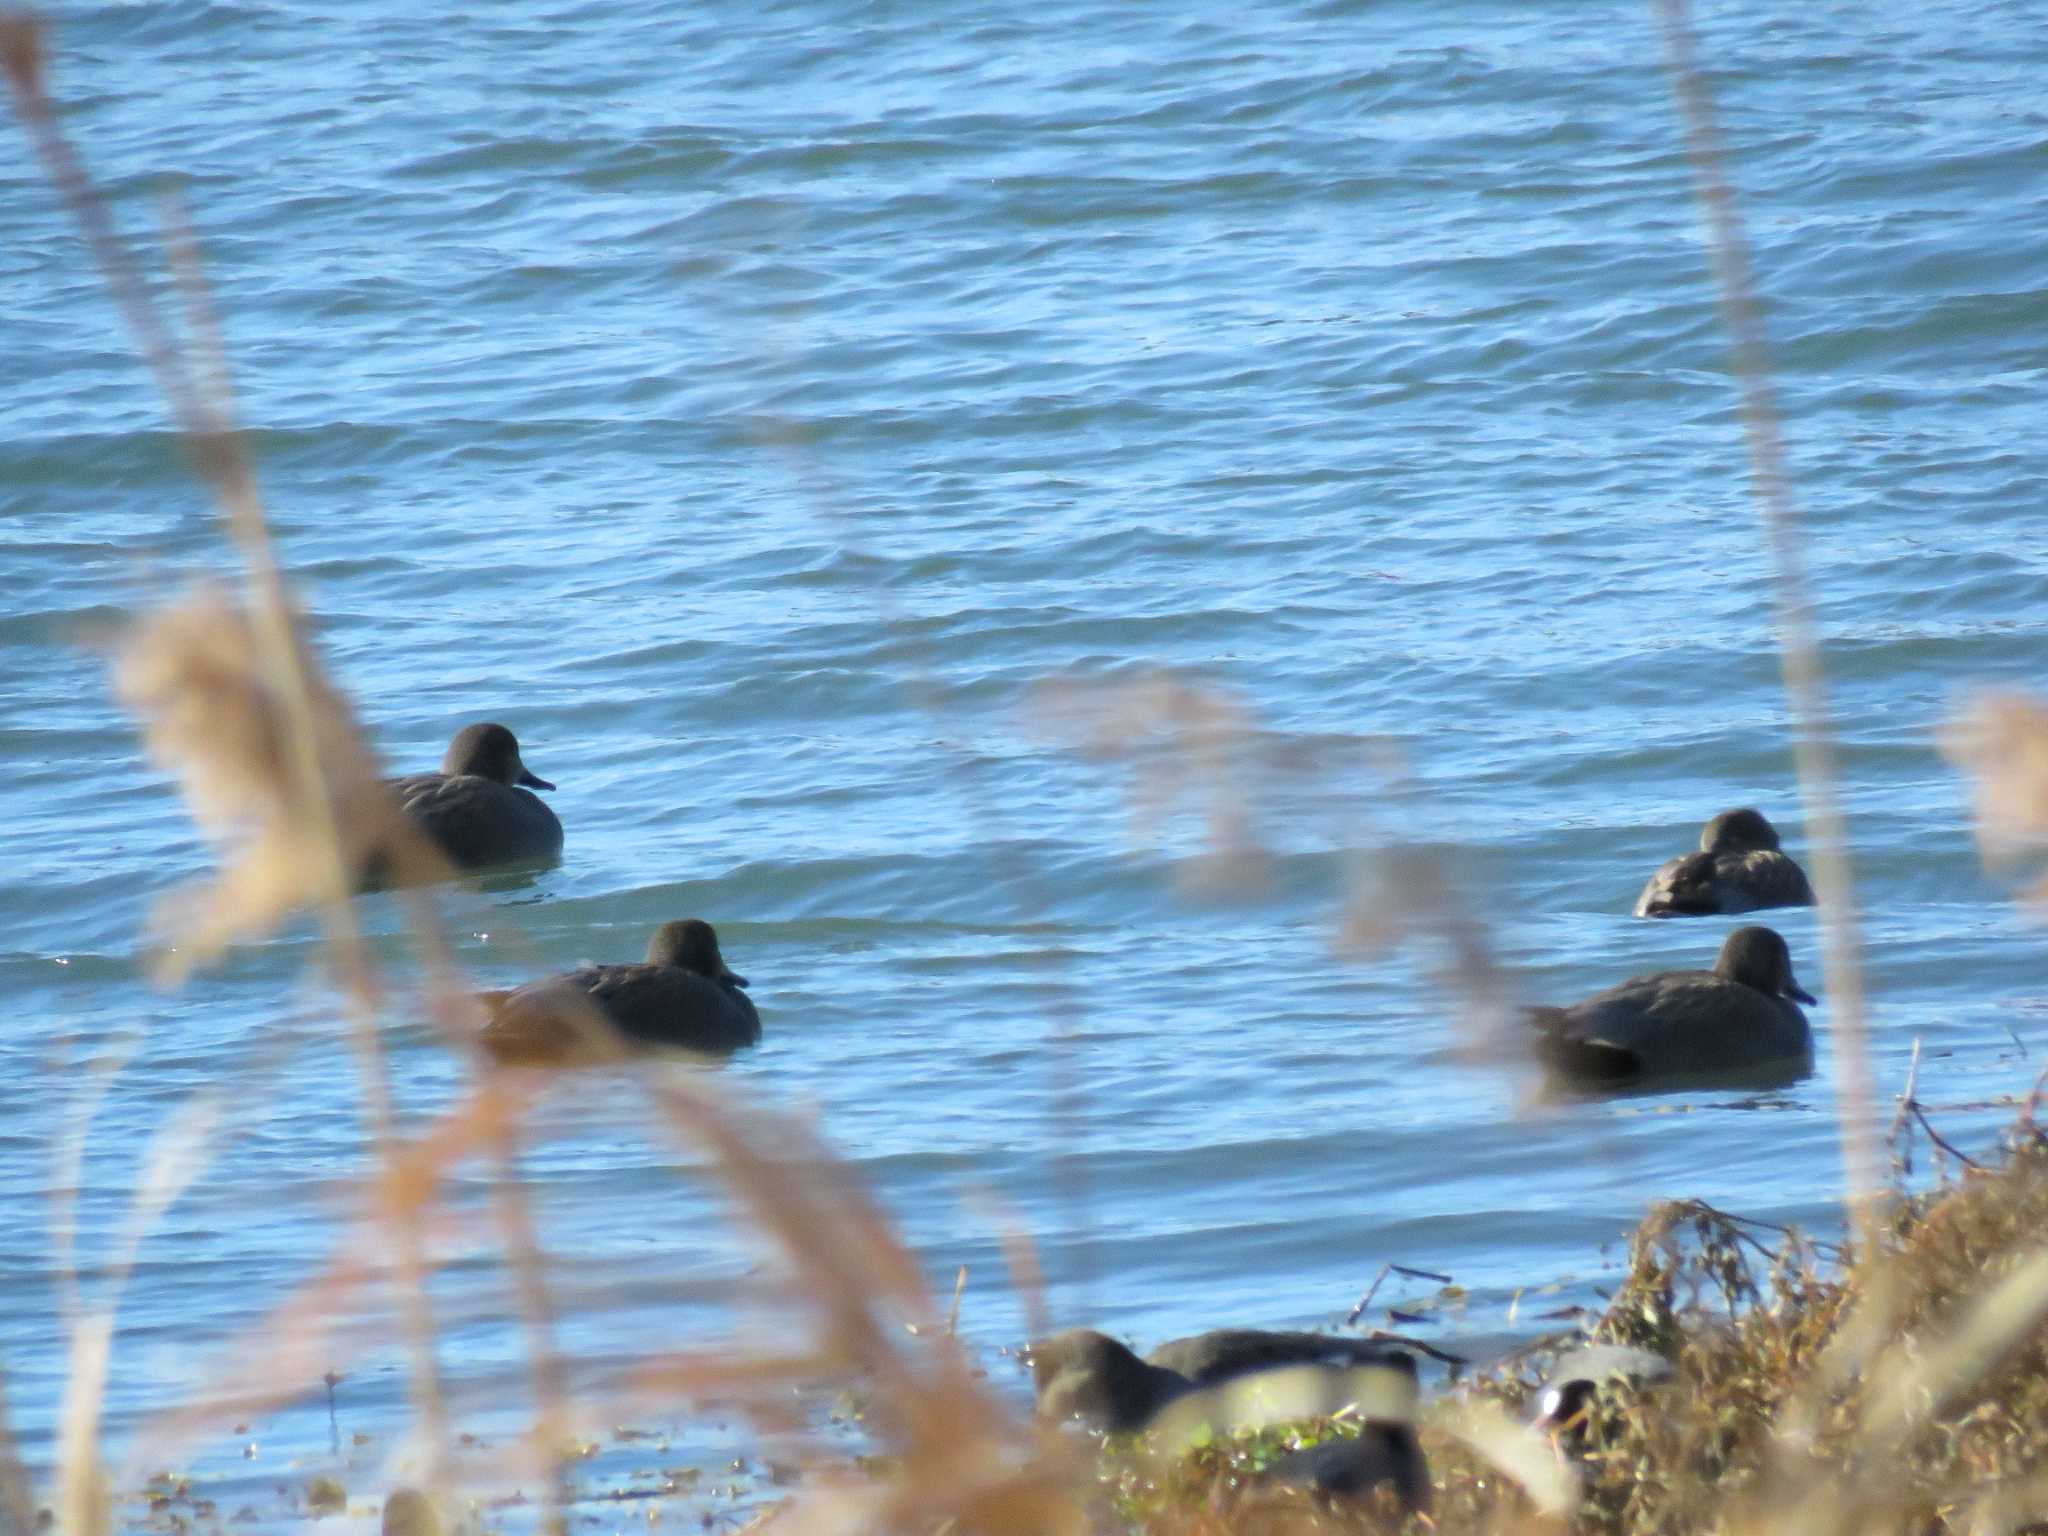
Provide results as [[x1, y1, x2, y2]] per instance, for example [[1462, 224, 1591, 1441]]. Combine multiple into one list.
[[478, 919, 759, 1065], [1528, 924, 1816, 1090], [1533, 1342, 1675, 1433], [1634, 807, 1815, 918], [373, 722, 563, 881]]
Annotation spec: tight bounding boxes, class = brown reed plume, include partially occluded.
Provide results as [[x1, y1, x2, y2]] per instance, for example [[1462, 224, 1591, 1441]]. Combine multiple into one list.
[[1031, 670, 1513, 1042], [1032, 671, 1279, 901], [1942, 692, 2048, 908], [114, 588, 404, 977]]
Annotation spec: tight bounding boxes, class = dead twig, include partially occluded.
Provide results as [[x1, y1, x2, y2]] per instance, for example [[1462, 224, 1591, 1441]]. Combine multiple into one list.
[[1910, 1103, 1985, 1174], [1345, 1262, 1455, 1327], [1888, 1037, 1926, 1180], [1359, 1330, 1468, 1370]]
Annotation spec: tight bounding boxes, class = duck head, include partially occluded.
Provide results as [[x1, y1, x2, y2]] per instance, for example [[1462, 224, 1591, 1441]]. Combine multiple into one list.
[[1028, 1329, 1178, 1432], [1701, 807, 1781, 854], [648, 918, 748, 987], [1715, 924, 1816, 1005], [444, 722, 554, 790]]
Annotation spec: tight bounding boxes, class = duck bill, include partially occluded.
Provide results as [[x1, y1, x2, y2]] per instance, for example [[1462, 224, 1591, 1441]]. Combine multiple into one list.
[[517, 765, 556, 791], [1787, 980, 1817, 1006], [724, 968, 750, 989]]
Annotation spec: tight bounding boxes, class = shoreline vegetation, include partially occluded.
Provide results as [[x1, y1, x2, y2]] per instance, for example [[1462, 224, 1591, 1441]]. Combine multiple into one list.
[[10, 5, 2048, 1534], [86, 1116, 2048, 1535]]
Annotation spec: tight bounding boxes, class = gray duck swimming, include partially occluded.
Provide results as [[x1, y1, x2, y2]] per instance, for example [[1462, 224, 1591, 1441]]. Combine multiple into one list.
[[1633, 807, 1815, 918], [1528, 924, 1816, 1088], [478, 919, 759, 1065], [1029, 1327, 1415, 1432], [384, 722, 563, 876]]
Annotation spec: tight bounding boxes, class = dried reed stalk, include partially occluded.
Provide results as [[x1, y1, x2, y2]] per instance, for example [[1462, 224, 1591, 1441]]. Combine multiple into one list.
[[125, 1074, 551, 1485], [1034, 673, 1512, 1050], [4, 16, 570, 1520], [1653, 0, 1883, 1243], [637, 1076, 1088, 1536]]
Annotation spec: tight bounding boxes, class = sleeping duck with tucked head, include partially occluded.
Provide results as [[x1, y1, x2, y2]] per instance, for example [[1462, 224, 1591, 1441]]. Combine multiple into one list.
[[1634, 807, 1814, 918]]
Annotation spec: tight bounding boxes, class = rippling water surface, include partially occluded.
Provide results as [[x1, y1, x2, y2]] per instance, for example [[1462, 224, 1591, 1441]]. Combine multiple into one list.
[[5, 0, 2048, 1520]]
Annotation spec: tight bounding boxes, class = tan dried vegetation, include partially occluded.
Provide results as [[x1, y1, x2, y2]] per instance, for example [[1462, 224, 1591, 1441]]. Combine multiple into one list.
[[1943, 694, 2048, 909], [10, 5, 2048, 1536]]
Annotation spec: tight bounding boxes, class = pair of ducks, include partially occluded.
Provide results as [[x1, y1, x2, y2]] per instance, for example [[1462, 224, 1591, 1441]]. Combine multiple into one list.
[[1533, 807, 1818, 1090], [384, 723, 758, 1064]]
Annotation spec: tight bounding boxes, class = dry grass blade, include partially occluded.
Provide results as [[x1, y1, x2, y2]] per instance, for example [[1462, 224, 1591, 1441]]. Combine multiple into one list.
[[478, 1117, 571, 1518], [1860, 1246, 2048, 1446], [1340, 841, 1515, 1054], [644, 1076, 974, 1399], [0, 14, 593, 1502], [123, 1096, 222, 1243], [57, 1314, 112, 1536], [127, 1255, 379, 1478], [50, 1044, 132, 1331], [128, 1076, 535, 1474], [1440, 1397, 1579, 1519], [640, 1076, 1088, 1536], [1033, 673, 1513, 1045]]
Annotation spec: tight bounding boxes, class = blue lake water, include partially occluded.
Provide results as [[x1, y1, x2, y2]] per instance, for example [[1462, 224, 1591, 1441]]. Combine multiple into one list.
[[5, 0, 2048, 1522]]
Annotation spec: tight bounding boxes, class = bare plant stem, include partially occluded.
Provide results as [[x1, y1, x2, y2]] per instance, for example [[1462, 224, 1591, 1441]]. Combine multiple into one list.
[[1887, 1038, 1925, 1180], [485, 1110, 570, 1535], [1653, 0, 1883, 1250]]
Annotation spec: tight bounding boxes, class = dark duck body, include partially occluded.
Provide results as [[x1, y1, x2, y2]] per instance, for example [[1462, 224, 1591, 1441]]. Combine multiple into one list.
[[1261, 1427, 1430, 1514], [1145, 1328, 1415, 1385], [1030, 1327, 1415, 1432], [479, 919, 760, 1065], [382, 722, 563, 877], [1030, 1328, 1425, 1510], [1529, 924, 1816, 1089], [1634, 807, 1815, 918]]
